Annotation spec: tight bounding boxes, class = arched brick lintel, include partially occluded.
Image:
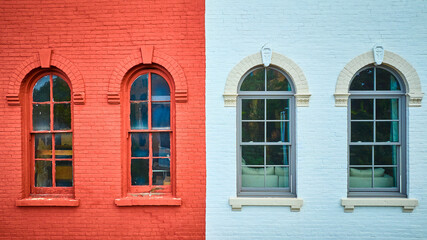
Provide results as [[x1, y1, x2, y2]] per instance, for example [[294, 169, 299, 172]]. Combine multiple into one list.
[[107, 47, 188, 104], [6, 50, 86, 105], [223, 51, 311, 107], [334, 50, 424, 107]]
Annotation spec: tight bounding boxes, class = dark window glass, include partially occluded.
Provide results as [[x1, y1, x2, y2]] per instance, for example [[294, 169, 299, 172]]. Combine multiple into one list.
[[242, 122, 264, 142], [131, 133, 149, 157], [240, 68, 265, 91], [131, 159, 149, 185], [130, 74, 148, 101], [52, 75, 71, 102], [242, 99, 264, 120], [241, 145, 264, 165], [33, 76, 50, 102], [351, 99, 373, 120], [33, 104, 50, 131], [351, 122, 373, 142], [267, 68, 291, 91], [130, 102, 148, 129], [152, 73, 170, 101], [376, 68, 401, 91], [54, 104, 71, 130], [350, 68, 374, 90], [35, 160, 52, 187], [267, 99, 289, 120], [152, 102, 170, 129]]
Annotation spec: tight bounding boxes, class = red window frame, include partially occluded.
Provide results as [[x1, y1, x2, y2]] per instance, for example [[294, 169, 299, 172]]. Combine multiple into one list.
[[27, 70, 74, 196], [123, 66, 175, 195]]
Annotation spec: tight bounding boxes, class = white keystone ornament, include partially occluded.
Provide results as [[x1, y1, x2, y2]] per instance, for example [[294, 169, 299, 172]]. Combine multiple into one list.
[[373, 45, 384, 65], [261, 46, 272, 67]]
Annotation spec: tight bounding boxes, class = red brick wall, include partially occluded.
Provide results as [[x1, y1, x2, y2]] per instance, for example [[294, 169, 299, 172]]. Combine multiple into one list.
[[0, 0, 205, 239]]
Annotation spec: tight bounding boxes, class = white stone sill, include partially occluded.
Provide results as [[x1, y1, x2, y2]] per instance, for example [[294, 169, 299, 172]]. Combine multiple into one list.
[[229, 197, 303, 212], [341, 198, 418, 213]]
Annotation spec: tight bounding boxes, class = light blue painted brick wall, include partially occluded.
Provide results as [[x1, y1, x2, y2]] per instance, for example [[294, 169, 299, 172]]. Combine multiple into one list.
[[206, 1, 427, 239]]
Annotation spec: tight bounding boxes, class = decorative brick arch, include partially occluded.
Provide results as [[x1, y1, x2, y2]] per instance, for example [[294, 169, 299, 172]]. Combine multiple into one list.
[[223, 51, 310, 107], [6, 49, 86, 105], [107, 46, 188, 104], [334, 50, 424, 107]]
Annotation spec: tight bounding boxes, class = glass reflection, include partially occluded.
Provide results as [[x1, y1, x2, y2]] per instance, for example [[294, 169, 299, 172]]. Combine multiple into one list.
[[130, 74, 148, 101], [373, 167, 396, 187], [131, 133, 149, 157], [55, 133, 72, 159], [267, 122, 288, 142], [267, 68, 291, 91], [376, 122, 399, 142], [240, 68, 265, 91], [267, 99, 289, 120], [152, 102, 170, 129], [376, 68, 401, 91], [33, 104, 50, 131], [241, 167, 265, 187], [130, 102, 148, 129], [350, 68, 374, 90], [153, 171, 171, 185], [52, 75, 71, 102], [242, 122, 264, 142], [35, 160, 52, 187], [35, 134, 52, 159], [33, 75, 50, 102], [266, 145, 288, 165], [349, 167, 372, 188], [376, 99, 399, 120], [55, 161, 72, 187], [275, 167, 289, 188], [152, 133, 170, 157], [152, 73, 170, 101], [54, 104, 71, 130], [242, 99, 264, 120], [374, 145, 398, 165], [242, 145, 264, 165], [131, 159, 149, 185]]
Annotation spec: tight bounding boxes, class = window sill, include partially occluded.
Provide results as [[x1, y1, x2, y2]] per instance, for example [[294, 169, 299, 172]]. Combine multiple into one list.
[[229, 197, 303, 212], [16, 197, 79, 207], [114, 196, 182, 206], [341, 198, 418, 213]]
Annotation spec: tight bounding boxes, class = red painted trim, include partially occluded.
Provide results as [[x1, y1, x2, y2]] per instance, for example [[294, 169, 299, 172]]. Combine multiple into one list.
[[7, 52, 86, 105], [114, 197, 181, 206], [38, 49, 52, 68], [141, 46, 154, 64], [120, 65, 176, 197], [22, 69, 75, 197], [16, 198, 79, 207]]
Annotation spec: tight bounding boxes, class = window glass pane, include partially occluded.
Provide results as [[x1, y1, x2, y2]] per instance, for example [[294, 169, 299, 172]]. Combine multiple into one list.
[[35, 160, 52, 187], [349, 145, 371, 165], [153, 171, 171, 186], [349, 167, 372, 188], [376, 99, 399, 120], [242, 167, 265, 187], [52, 75, 71, 102], [130, 74, 148, 101], [241, 145, 264, 165], [351, 99, 373, 120], [33, 75, 50, 102], [152, 133, 170, 157], [265, 167, 277, 187], [242, 122, 264, 142], [240, 68, 265, 91], [242, 99, 264, 120], [267, 99, 289, 120], [376, 68, 401, 91], [151, 73, 170, 101], [153, 158, 170, 185], [374, 167, 396, 188], [54, 103, 71, 130], [35, 134, 52, 159], [55, 133, 72, 159], [376, 122, 399, 142], [131, 133, 149, 157], [33, 104, 50, 131], [152, 102, 170, 129], [351, 122, 373, 142], [267, 68, 291, 91], [130, 102, 148, 129], [131, 159, 149, 185], [55, 161, 72, 187], [274, 167, 289, 188], [350, 68, 374, 90], [267, 122, 288, 142], [374, 145, 398, 165], [266, 145, 288, 165]]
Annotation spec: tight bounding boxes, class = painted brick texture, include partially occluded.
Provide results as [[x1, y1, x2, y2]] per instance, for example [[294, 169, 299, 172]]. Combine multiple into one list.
[[0, 0, 205, 239], [206, 0, 427, 239]]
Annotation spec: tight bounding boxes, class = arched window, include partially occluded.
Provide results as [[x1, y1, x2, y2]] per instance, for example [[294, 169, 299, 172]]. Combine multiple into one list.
[[30, 72, 73, 195], [126, 68, 174, 194], [237, 66, 296, 196], [348, 65, 406, 197]]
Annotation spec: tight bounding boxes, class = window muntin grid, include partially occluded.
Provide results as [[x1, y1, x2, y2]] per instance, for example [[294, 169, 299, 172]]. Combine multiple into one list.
[[237, 66, 296, 196], [348, 66, 406, 196]]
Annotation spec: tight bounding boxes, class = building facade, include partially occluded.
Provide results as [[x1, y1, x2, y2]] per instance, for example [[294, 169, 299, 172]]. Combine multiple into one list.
[[206, 0, 427, 239]]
